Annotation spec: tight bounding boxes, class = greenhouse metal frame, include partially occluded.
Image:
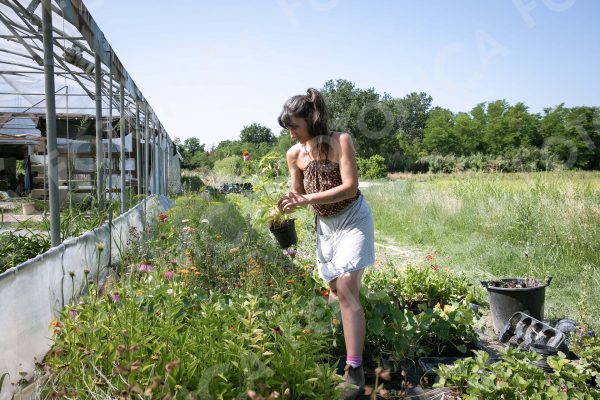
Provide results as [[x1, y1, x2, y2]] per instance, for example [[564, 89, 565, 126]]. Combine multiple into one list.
[[0, 0, 180, 247]]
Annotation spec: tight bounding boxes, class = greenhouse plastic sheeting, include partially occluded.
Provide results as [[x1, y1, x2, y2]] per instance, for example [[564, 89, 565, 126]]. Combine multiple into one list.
[[0, 195, 172, 398]]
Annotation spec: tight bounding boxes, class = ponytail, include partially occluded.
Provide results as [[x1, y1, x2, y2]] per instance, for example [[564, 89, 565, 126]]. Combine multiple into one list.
[[278, 88, 329, 137]]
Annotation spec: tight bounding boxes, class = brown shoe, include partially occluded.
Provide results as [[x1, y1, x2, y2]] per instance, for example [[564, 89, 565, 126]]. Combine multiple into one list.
[[338, 364, 364, 399]]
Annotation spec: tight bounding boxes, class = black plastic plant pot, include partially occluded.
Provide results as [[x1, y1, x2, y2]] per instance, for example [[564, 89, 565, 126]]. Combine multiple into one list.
[[481, 277, 552, 335], [268, 219, 297, 249]]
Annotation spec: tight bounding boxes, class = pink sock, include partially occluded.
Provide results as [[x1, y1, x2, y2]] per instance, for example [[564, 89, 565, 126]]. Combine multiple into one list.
[[346, 355, 362, 368]]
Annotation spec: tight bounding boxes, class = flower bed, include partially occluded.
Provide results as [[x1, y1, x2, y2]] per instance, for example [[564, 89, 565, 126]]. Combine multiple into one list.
[[30, 192, 599, 399]]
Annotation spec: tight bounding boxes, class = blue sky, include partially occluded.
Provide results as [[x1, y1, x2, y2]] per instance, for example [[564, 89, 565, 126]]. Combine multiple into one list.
[[90, 0, 600, 147]]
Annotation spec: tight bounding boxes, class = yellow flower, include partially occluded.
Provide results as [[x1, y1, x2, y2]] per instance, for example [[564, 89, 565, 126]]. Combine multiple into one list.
[[434, 302, 442, 310], [195, 272, 202, 276], [443, 305, 452, 314], [136, 289, 143, 296], [215, 234, 222, 241], [189, 266, 197, 272], [332, 318, 340, 327], [178, 269, 189, 275]]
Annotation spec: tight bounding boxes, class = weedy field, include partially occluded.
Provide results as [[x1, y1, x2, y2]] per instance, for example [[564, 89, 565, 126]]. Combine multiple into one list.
[[363, 171, 600, 329]]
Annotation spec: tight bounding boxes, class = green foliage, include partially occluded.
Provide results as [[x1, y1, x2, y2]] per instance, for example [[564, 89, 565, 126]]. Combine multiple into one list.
[[365, 263, 480, 310], [199, 79, 600, 175], [356, 154, 387, 179], [41, 195, 344, 399], [363, 172, 600, 329], [180, 170, 205, 193], [361, 264, 480, 359], [240, 123, 275, 144], [253, 153, 292, 228], [213, 155, 242, 177], [0, 230, 50, 273], [175, 137, 212, 170], [434, 347, 600, 399]]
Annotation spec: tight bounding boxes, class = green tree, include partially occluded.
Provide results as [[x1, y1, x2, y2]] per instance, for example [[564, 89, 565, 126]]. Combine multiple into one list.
[[422, 108, 460, 155], [240, 123, 275, 144], [483, 100, 510, 155], [174, 137, 209, 169], [321, 79, 396, 160], [453, 112, 479, 155], [393, 92, 433, 143]]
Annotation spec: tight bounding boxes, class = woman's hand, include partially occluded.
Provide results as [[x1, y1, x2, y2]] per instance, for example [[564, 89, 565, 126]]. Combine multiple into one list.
[[278, 192, 311, 213]]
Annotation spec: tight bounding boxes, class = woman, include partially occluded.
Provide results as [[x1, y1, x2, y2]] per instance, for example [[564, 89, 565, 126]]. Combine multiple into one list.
[[277, 88, 375, 398]]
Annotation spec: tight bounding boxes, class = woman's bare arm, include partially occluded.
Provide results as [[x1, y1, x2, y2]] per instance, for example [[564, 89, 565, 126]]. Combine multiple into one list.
[[286, 146, 306, 195]]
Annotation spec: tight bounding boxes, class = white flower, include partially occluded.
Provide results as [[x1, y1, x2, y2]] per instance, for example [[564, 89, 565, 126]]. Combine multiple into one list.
[[166, 288, 173, 295], [201, 219, 209, 224], [181, 219, 190, 224]]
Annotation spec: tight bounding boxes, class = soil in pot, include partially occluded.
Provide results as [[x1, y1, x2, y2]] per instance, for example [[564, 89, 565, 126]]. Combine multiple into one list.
[[268, 218, 297, 249], [488, 278, 541, 289]]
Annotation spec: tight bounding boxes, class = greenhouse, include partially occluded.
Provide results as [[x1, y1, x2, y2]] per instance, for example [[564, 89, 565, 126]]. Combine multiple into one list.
[[1, 1, 599, 400], [0, 1, 179, 397]]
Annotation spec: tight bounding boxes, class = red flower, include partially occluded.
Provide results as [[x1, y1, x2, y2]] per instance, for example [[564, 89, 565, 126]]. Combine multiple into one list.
[[425, 254, 434, 261], [430, 264, 440, 271], [159, 213, 168, 221]]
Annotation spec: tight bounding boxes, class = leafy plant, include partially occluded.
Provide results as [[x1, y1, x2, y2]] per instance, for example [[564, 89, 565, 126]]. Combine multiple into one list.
[[357, 155, 387, 179], [253, 153, 294, 228], [0, 230, 50, 273], [39, 195, 344, 399], [434, 347, 600, 399]]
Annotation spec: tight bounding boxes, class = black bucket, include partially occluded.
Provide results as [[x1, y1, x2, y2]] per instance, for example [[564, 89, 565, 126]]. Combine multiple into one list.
[[268, 219, 297, 249], [481, 277, 552, 334]]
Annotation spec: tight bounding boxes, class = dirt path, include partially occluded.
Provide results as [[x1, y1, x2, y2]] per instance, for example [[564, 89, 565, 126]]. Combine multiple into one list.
[[373, 233, 425, 268]]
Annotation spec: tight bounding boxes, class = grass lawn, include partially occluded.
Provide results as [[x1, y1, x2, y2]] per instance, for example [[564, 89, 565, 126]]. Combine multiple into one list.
[[362, 171, 600, 330]]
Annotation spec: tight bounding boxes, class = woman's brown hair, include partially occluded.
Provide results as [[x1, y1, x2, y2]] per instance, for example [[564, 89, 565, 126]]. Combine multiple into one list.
[[278, 88, 331, 159]]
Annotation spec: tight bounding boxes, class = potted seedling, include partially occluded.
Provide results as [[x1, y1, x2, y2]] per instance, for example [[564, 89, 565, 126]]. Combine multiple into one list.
[[254, 153, 297, 249]]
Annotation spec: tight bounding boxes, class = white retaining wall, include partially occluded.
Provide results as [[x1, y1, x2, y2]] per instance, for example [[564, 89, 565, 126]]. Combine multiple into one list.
[[0, 195, 172, 399]]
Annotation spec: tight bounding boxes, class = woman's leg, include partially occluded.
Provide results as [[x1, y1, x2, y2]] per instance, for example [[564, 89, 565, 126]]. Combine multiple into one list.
[[329, 269, 365, 360]]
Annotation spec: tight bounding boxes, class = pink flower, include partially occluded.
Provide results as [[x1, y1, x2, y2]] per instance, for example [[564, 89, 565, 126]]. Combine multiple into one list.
[[138, 263, 154, 272], [182, 226, 195, 234], [164, 270, 174, 279], [68, 308, 80, 318], [111, 292, 121, 303]]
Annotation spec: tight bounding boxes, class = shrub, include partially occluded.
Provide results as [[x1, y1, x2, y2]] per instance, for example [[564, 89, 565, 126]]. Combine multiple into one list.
[[213, 155, 242, 177], [418, 154, 458, 173], [357, 154, 388, 179]]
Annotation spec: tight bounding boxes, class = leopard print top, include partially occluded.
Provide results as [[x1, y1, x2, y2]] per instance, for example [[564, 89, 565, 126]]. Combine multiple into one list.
[[303, 159, 360, 217]]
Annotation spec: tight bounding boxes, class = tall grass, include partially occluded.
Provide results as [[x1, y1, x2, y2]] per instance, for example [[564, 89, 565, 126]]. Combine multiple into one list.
[[363, 171, 600, 328]]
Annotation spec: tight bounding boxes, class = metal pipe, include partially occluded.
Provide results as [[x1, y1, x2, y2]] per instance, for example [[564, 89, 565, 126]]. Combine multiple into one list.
[[144, 104, 149, 197], [119, 80, 125, 213], [164, 135, 169, 195], [94, 52, 104, 208], [142, 103, 149, 234], [150, 118, 157, 194], [135, 101, 141, 196], [41, 0, 60, 247], [157, 127, 163, 195], [0, 35, 84, 40], [107, 60, 113, 269]]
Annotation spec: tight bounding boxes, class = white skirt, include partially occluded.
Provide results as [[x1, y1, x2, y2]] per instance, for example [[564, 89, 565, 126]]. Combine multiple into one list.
[[315, 194, 375, 283]]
